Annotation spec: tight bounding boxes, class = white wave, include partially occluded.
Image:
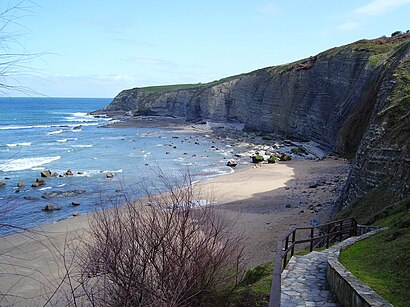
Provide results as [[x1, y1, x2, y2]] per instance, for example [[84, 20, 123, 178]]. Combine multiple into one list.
[[0, 156, 61, 172], [39, 187, 52, 191], [48, 130, 64, 135], [0, 125, 48, 130], [57, 139, 68, 143], [103, 169, 123, 174], [6, 142, 31, 147], [0, 122, 97, 131], [72, 144, 93, 148]]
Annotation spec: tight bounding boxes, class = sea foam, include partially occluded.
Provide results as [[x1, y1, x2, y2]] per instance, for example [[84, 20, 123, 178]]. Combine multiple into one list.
[[0, 156, 61, 172]]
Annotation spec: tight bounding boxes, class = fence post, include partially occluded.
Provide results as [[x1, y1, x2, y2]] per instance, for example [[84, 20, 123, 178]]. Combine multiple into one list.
[[309, 228, 314, 252], [326, 223, 331, 248], [291, 230, 296, 257], [339, 220, 343, 241], [269, 240, 283, 307]]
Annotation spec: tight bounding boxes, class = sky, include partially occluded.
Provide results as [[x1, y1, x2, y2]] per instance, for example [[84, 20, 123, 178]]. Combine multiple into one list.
[[1, 0, 409, 98]]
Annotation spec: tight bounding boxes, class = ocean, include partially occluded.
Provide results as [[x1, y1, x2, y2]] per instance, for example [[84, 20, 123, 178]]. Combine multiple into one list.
[[0, 97, 234, 235]]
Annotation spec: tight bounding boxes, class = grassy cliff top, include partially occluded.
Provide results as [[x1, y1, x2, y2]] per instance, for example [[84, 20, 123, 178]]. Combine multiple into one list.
[[134, 33, 410, 96]]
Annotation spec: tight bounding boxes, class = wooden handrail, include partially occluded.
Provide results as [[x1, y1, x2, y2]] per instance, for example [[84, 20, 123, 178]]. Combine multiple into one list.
[[268, 217, 358, 307]]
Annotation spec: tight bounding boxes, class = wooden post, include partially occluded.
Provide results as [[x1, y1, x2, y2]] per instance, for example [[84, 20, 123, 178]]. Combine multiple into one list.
[[269, 240, 283, 307], [326, 223, 331, 248], [339, 220, 343, 242], [310, 228, 314, 252], [291, 230, 296, 257]]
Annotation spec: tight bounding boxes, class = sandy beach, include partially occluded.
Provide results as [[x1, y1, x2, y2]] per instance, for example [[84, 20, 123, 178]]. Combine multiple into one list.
[[0, 154, 349, 305]]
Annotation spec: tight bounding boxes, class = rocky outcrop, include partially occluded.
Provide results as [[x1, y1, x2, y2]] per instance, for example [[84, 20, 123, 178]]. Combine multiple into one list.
[[104, 34, 410, 208], [338, 41, 410, 208]]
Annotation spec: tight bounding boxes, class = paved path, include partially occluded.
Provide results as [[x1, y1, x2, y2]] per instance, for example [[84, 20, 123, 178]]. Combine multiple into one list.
[[281, 251, 339, 307], [279, 228, 385, 306]]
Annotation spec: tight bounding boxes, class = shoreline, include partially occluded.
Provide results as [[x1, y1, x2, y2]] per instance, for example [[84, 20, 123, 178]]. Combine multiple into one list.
[[0, 114, 351, 304]]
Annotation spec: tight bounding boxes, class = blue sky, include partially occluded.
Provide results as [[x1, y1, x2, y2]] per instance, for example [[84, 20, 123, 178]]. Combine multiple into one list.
[[1, 0, 409, 98]]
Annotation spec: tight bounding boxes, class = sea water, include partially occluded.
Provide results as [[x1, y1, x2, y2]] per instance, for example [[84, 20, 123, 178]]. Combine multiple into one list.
[[0, 97, 234, 235]]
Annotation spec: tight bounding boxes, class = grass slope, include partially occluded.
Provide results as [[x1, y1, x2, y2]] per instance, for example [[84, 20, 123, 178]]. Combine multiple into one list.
[[338, 192, 410, 306]]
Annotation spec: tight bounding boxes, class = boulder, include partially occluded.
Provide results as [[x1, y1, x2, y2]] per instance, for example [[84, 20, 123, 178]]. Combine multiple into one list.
[[226, 159, 238, 167], [32, 178, 45, 187], [41, 170, 51, 178], [17, 181, 25, 188], [65, 169, 73, 176], [52, 172, 59, 177], [72, 212, 80, 217], [42, 204, 60, 211], [106, 172, 114, 178], [42, 189, 86, 199], [23, 196, 38, 201], [0, 181, 6, 187], [251, 155, 264, 163], [279, 153, 292, 161], [268, 155, 277, 164], [71, 201, 80, 206]]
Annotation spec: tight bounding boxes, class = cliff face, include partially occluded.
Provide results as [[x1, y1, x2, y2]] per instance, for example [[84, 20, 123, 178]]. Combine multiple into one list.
[[338, 41, 410, 208], [105, 34, 410, 208]]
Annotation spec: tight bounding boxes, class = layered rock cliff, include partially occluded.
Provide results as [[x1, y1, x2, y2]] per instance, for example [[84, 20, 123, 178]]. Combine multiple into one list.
[[104, 34, 410, 208]]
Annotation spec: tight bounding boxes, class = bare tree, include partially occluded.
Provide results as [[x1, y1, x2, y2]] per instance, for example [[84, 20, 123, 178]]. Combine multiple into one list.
[[73, 172, 245, 306]]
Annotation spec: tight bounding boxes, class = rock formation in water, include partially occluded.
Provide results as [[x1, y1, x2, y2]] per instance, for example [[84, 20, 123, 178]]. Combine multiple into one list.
[[103, 34, 410, 209]]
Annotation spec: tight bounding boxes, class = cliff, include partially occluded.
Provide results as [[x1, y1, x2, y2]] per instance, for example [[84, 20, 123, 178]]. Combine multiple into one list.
[[104, 34, 410, 209]]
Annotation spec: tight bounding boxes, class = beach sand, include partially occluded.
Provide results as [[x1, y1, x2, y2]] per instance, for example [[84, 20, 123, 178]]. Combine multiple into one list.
[[0, 157, 349, 305]]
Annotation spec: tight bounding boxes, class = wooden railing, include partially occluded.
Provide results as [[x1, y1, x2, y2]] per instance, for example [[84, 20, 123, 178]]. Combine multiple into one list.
[[269, 217, 358, 307]]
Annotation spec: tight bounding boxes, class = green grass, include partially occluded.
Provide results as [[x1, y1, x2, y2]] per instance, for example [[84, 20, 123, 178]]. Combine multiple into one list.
[[338, 189, 410, 306], [140, 73, 246, 95], [339, 227, 410, 307], [226, 262, 274, 307]]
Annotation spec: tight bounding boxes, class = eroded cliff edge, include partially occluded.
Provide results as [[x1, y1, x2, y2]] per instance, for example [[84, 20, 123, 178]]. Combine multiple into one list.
[[103, 34, 410, 210]]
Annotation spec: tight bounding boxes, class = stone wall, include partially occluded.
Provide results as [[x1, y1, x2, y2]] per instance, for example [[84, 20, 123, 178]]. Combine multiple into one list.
[[326, 229, 393, 307]]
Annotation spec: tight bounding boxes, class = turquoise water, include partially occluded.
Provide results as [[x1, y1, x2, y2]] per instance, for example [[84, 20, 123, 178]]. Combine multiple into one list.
[[0, 97, 234, 234]]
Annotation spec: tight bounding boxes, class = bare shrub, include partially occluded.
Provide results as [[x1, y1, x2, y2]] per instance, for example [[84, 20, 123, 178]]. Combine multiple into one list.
[[76, 172, 244, 306]]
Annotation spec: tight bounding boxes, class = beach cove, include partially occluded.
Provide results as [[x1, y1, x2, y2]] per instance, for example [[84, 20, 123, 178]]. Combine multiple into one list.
[[0, 108, 350, 304]]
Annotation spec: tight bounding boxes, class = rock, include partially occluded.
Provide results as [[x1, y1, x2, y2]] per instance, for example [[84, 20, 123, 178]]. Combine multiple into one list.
[[72, 212, 80, 217], [32, 178, 45, 187], [52, 172, 59, 177], [115, 188, 122, 193], [285, 204, 291, 208], [268, 155, 277, 164], [0, 181, 6, 187], [41, 170, 51, 178], [65, 169, 73, 176], [72, 201, 80, 206], [106, 172, 114, 178], [226, 159, 238, 167], [42, 189, 86, 199], [251, 155, 264, 163], [24, 196, 38, 201], [279, 153, 292, 161], [77, 171, 84, 175], [42, 204, 60, 211], [17, 181, 25, 188]]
